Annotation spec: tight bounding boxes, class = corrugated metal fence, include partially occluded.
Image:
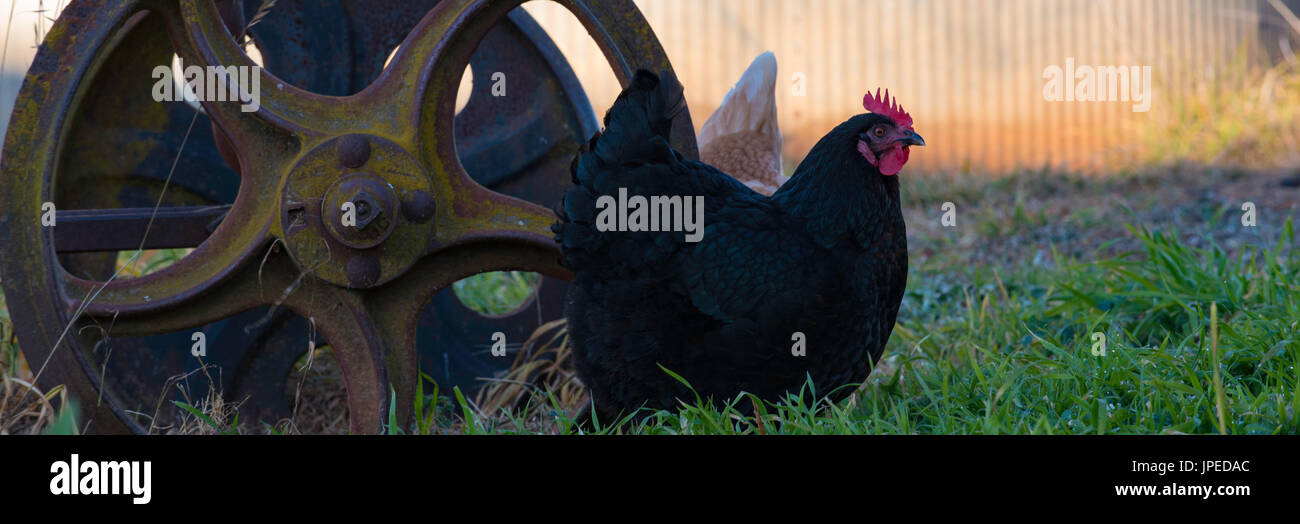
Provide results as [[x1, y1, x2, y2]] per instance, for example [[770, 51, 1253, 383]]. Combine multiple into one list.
[[524, 0, 1270, 172]]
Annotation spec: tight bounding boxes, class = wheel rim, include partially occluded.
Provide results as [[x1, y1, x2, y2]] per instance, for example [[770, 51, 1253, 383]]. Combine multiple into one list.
[[0, 0, 695, 434]]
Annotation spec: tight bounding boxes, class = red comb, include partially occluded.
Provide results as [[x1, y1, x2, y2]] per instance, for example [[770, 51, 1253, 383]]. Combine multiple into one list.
[[862, 88, 912, 128]]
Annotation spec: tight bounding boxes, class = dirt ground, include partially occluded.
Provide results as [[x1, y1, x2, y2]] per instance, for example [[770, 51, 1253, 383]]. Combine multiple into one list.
[[903, 166, 1300, 271]]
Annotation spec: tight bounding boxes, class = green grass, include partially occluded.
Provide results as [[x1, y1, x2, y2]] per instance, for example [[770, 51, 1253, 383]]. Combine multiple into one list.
[[430, 218, 1299, 435], [0, 277, 29, 392], [452, 271, 541, 315], [1, 285, 16, 378], [114, 248, 192, 277], [875, 221, 1296, 435]]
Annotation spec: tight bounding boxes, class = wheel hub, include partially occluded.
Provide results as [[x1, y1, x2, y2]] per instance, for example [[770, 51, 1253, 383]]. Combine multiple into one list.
[[322, 174, 399, 249], [280, 134, 434, 288]]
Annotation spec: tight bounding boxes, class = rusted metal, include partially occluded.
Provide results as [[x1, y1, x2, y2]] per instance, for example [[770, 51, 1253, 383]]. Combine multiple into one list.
[[279, 133, 432, 289], [54, 205, 230, 252], [402, 190, 436, 224], [322, 174, 399, 249], [1, 0, 694, 434], [336, 134, 372, 169]]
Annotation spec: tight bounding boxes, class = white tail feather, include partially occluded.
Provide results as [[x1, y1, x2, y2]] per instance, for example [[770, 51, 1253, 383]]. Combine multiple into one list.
[[698, 51, 781, 152]]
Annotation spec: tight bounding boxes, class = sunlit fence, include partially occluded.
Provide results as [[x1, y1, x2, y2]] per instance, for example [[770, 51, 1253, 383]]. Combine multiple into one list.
[[526, 0, 1293, 173], [1, 1, 1295, 173]]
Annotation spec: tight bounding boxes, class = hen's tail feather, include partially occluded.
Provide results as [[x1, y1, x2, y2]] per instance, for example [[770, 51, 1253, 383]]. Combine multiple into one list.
[[604, 69, 686, 135], [587, 70, 684, 170], [555, 69, 686, 270]]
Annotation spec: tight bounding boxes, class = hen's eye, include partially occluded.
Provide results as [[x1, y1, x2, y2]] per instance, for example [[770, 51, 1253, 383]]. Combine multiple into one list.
[[873, 127, 886, 137]]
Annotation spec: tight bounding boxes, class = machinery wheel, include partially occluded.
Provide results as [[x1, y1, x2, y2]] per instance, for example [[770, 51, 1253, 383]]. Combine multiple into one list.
[[0, 0, 696, 434]]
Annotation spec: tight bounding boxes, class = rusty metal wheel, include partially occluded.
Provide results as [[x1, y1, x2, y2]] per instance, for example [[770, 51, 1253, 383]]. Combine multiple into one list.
[[0, 0, 695, 434]]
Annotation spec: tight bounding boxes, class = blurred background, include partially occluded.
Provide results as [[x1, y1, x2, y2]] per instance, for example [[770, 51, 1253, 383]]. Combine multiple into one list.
[[527, 0, 1300, 173], [3, 0, 1299, 174]]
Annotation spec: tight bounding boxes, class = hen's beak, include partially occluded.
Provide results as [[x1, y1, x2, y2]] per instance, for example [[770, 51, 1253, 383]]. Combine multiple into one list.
[[898, 130, 926, 147]]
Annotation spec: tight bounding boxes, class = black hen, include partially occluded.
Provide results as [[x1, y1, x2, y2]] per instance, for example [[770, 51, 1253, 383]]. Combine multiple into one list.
[[553, 70, 922, 421]]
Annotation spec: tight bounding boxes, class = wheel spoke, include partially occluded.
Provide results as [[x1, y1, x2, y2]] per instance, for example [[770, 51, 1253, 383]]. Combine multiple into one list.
[[376, 0, 524, 149], [160, 0, 318, 139], [89, 245, 301, 337], [61, 173, 277, 317], [368, 240, 569, 431], [367, 291, 423, 433], [55, 205, 230, 253], [171, 0, 438, 145], [389, 0, 696, 257], [432, 181, 564, 255], [282, 283, 389, 435], [389, 0, 698, 157]]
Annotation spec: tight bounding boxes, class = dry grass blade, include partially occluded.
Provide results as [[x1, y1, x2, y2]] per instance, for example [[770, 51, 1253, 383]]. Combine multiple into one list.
[[1210, 303, 1228, 435], [1267, 0, 1300, 37], [0, 1, 16, 80], [160, 364, 248, 435], [0, 374, 61, 434], [474, 319, 586, 424], [283, 345, 348, 434], [242, 0, 277, 40]]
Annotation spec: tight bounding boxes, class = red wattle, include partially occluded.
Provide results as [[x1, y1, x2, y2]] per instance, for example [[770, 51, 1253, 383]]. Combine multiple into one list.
[[879, 146, 909, 176]]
